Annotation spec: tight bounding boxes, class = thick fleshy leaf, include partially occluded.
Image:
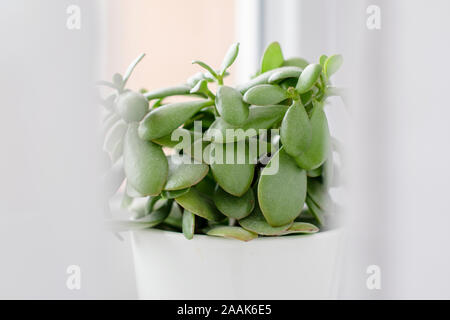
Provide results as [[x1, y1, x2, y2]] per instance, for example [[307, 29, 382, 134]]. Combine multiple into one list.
[[268, 66, 302, 84], [307, 179, 332, 212], [175, 187, 224, 221], [189, 79, 209, 96], [280, 100, 312, 157], [152, 128, 207, 163], [164, 154, 209, 190], [258, 147, 307, 227], [161, 188, 191, 199], [126, 181, 145, 198], [213, 186, 255, 219], [194, 175, 216, 199], [220, 42, 240, 76], [306, 196, 325, 225], [205, 105, 289, 143], [123, 123, 168, 196], [206, 226, 257, 241], [283, 57, 309, 69], [261, 42, 284, 73], [182, 209, 195, 240], [107, 200, 172, 231], [123, 53, 145, 84], [281, 222, 319, 235], [236, 66, 298, 93], [116, 91, 149, 123], [324, 54, 343, 78], [109, 138, 124, 164], [102, 112, 121, 135], [296, 63, 322, 94], [307, 166, 323, 178], [239, 205, 291, 236], [294, 103, 330, 170], [319, 54, 328, 67], [243, 84, 288, 105], [300, 90, 314, 105], [192, 60, 218, 79], [216, 86, 249, 126], [163, 202, 183, 229], [144, 85, 192, 100], [322, 150, 334, 188], [138, 99, 214, 140], [103, 120, 127, 154], [210, 142, 255, 196]]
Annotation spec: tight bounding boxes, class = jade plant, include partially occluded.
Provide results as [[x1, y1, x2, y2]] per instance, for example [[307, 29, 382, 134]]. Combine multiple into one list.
[[100, 42, 343, 241]]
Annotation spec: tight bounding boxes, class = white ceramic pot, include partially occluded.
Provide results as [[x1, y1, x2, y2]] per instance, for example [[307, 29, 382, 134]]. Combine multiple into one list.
[[131, 228, 343, 299]]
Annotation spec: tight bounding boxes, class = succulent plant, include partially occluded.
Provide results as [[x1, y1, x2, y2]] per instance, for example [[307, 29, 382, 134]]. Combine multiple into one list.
[[101, 42, 344, 241]]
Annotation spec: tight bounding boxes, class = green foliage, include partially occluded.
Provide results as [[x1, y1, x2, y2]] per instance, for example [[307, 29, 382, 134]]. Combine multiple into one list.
[[100, 42, 344, 241]]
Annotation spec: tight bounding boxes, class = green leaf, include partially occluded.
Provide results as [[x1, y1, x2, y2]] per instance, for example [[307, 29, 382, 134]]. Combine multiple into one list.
[[144, 85, 193, 101], [307, 179, 332, 212], [294, 102, 330, 170], [258, 147, 307, 227], [306, 196, 325, 225], [205, 105, 289, 143], [103, 120, 127, 154], [107, 200, 172, 231], [220, 42, 240, 76], [116, 91, 149, 123], [112, 73, 124, 90], [126, 180, 145, 198], [189, 79, 211, 98], [123, 53, 145, 84], [164, 202, 183, 229], [213, 186, 255, 220], [153, 128, 208, 164], [239, 205, 292, 235], [281, 222, 319, 235], [319, 54, 328, 67], [295, 63, 322, 94], [307, 166, 322, 178], [261, 42, 284, 73], [243, 84, 288, 105], [175, 187, 224, 221], [268, 66, 302, 84], [161, 188, 191, 199], [280, 100, 312, 157], [182, 209, 195, 240], [300, 90, 314, 105], [138, 99, 214, 140], [206, 226, 257, 241], [324, 54, 343, 78], [236, 70, 275, 94], [283, 57, 309, 69], [216, 85, 249, 126], [123, 123, 168, 196], [209, 142, 255, 196], [192, 60, 218, 79], [164, 154, 209, 190]]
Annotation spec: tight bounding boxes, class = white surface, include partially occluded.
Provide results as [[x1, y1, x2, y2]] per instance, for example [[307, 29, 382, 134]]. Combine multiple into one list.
[[0, 0, 137, 299], [132, 229, 343, 300]]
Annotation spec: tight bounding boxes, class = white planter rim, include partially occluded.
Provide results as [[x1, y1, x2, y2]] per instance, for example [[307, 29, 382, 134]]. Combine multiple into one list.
[[133, 227, 341, 243]]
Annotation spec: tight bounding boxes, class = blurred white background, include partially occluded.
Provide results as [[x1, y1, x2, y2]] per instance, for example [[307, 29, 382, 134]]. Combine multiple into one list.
[[1, 0, 449, 299]]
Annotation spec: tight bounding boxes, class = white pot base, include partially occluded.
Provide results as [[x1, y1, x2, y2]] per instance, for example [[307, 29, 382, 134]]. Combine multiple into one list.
[[131, 228, 342, 299]]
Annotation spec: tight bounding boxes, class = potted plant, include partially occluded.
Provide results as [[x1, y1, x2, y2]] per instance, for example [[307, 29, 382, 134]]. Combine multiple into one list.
[[100, 42, 344, 299]]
